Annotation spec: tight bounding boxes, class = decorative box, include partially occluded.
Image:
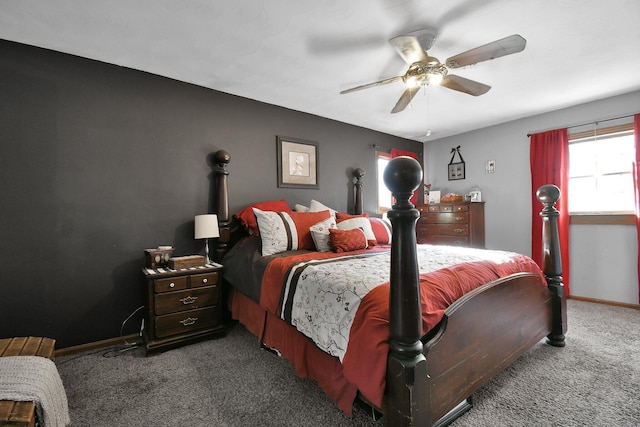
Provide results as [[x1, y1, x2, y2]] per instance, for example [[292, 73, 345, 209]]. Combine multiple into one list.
[[168, 255, 206, 270]]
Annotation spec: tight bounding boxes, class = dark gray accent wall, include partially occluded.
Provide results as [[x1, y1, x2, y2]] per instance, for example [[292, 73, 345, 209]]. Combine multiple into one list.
[[0, 40, 422, 348]]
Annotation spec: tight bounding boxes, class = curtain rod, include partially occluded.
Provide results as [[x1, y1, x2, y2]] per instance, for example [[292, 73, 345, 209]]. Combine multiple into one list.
[[526, 113, 636, 137]]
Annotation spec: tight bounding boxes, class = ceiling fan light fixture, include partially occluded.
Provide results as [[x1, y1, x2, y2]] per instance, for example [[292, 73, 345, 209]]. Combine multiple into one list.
[[403, 61, 448, 88]]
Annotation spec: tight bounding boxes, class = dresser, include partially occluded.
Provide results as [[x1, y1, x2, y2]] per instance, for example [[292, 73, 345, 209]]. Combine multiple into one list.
[[142, 264, 225, 353], [416, 201, 485, 248]]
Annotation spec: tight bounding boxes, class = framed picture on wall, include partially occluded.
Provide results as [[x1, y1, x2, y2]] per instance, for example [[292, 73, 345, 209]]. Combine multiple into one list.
[[277, 136, 319, 189], [448, 162, 465, 181]]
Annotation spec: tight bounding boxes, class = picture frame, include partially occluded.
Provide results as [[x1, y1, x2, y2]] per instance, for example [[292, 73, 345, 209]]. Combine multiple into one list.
[[448, 161, 465, 181], [470, 190, 482, 202], [277, 136, 319, 189], [428, 190, 441, 204]]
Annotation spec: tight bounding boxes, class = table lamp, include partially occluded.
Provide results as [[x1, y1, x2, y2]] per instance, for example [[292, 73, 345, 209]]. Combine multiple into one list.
[[194, 214, 219, 264]]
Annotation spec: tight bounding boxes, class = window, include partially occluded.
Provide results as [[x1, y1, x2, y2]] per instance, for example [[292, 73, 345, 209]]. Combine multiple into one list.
[[568, 123, 635, 215], [376, 151, 393, 213]]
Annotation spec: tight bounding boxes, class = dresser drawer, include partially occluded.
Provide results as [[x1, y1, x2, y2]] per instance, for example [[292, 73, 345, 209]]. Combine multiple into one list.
[[427, 204, 468, 213], [425, 212, 468, 224], [421, 235, 470, 246], [190, 271, 218, 288], [154, 285, 219, 315], [155, 276, 188, 293], [155, 306, 220, 338], [424, 223, 469, 236]]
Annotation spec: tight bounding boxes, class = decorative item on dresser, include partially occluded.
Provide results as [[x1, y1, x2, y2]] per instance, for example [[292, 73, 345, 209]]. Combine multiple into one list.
[[417, 200, 485, 247], [141, 263, 225, 353]]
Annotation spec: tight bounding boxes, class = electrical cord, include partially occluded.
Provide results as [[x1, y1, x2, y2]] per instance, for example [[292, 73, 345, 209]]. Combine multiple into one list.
[[57, 305, 146, 364]]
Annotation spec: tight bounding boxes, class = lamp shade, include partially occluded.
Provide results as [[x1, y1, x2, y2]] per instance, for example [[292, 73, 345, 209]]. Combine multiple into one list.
[[194, 214, 220, 239]]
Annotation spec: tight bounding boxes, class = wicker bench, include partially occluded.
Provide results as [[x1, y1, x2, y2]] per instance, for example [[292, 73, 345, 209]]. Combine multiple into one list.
[[0, 337, 56, 427]]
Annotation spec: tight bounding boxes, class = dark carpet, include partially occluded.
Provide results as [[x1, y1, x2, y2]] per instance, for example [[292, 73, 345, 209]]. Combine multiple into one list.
[[56, 299, 640, 426]]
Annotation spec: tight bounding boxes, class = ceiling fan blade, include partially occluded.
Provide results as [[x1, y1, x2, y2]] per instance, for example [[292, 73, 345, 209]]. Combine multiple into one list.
[[391, 87, 420, 113], [389, 29, 436, 64], [340, 76, 403, 94], [440, 75, 491, 96], [445, 34, 526, 68]]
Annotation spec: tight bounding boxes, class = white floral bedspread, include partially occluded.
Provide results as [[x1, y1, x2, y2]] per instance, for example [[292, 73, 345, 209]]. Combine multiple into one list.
[[279, 245, 518, 361]]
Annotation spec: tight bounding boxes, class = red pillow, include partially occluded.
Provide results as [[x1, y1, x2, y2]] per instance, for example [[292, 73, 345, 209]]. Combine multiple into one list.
[[369, 218, 392, 245], [288, 210, 332, 250], [235, 199, 292, 235], [335, 212, 368, 221], [329, 228, 368, 253]]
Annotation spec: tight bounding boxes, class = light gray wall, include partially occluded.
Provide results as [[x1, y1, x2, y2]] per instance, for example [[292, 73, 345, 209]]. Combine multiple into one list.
[[424, 90, 640, 305]]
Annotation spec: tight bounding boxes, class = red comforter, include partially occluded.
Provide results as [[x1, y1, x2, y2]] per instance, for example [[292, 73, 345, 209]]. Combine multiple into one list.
[[257, 245, 545, 410]]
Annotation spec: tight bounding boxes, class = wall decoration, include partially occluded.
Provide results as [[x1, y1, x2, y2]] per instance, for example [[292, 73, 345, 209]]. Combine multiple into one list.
[[448, 145, 465, 181], [277, 136, 319, 189], [485, 160, 496, 174]]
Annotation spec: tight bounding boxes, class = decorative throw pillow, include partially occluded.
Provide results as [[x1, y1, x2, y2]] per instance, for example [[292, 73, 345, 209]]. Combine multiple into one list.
[[335, 212, 369, 220], [368, 217, 392, 245], [253, 208, 331, 256], [336, 214, 377, 246], [329, 228, 368, 253], [309, 217, 337, 252], [235, 199, 292, 235], [309, 199, 337, 218], [294, 204, 310, 212]]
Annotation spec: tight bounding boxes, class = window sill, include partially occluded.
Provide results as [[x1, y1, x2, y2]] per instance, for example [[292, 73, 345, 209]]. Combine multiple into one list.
[[570, 214, 636, 225]]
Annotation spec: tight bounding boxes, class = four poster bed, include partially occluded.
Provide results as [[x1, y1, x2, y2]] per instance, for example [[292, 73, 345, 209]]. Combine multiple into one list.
[[211, 150, 567, 426]]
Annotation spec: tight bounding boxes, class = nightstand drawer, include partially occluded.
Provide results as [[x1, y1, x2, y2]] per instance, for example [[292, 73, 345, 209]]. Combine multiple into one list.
[[190, 271, 218, 288], [154, 286, 219, 315], [155, 276, 188, 293], [155, 307, 220, 338]]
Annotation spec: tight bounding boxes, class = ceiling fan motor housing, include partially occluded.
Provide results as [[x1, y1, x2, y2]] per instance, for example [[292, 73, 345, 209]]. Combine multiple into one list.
[[403, 58, 448, 87]]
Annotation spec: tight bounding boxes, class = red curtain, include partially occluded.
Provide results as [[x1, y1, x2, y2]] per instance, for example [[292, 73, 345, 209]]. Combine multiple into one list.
[[634, 114, 640, 303], [530, 129, 570, 293], [390, 148, 419, 205]]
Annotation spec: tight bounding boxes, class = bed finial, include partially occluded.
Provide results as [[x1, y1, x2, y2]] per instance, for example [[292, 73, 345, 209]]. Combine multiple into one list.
[[536, 184, 567, 347], [383, 156, 428, 425], [353, 167, 365, 215]]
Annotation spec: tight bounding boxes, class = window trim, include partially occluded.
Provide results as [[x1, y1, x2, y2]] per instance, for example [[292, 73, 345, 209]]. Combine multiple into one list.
[[570, 214, 635, 225], [376, 150, 393, 214]]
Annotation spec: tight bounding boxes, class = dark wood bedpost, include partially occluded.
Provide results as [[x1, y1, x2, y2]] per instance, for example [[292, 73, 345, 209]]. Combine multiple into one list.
[[382, 156, 428, 426], [353, 167, 365, 215], [213, 150, 231, 263], [536, 185, 567, 347]]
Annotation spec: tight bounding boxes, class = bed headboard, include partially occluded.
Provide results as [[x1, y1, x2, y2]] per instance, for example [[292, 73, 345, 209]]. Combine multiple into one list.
[[211, 149, 368, 259]]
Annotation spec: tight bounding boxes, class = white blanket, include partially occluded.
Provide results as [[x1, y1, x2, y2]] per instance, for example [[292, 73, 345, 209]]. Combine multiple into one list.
[[0, 356, 70, 427], [280, 245, 519, 361]]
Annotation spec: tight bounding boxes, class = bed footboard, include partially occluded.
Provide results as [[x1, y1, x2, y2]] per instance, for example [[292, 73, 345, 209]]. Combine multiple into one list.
[[423, 273, 552, 423], [382, 156, 566, 426]]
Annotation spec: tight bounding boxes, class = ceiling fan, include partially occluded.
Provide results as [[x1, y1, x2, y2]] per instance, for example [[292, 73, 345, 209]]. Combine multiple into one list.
[[340, 30, 526, 113]]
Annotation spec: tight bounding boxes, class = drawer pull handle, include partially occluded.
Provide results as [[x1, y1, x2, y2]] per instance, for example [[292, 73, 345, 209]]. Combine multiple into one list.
[[169, 282, 175, 288], [179, 317, 198, 326], [180, 296, 198, 305], [455, 216, 464, 221], [202, 278, 208, 284], [454, 228, 464, 233]]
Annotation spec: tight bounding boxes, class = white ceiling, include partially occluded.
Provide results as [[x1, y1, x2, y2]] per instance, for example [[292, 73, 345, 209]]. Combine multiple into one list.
[[1, 0, 640, 142]]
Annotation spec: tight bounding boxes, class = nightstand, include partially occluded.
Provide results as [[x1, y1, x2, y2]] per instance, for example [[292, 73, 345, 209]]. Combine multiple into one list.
[[142, 263, 225, 353]]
